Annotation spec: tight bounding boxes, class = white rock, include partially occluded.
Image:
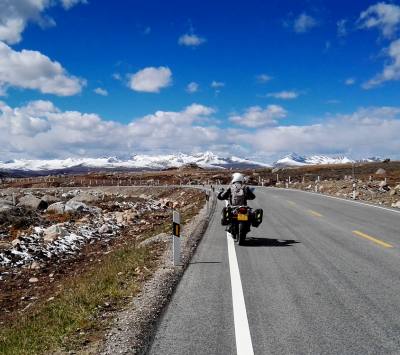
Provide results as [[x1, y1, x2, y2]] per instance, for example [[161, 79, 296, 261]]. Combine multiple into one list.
[[43, 224, 68, 243], [392, 201, 400, 208], [65, 200, 88, 212], [98, 224, 111, 234], [29, 277, 39, 283], [47, 202, 66, 214]]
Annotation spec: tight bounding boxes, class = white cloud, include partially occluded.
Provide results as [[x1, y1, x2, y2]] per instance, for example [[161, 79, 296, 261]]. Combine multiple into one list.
[[363, 38, 400, 88], [359, 2, 400, 38], [256, 74, 272, 83], [0, 0, 85, 44], [211, 80, 225, 89], [266, 91, 300, 99], [186, 82, 199, 93], [0, 101, 224, 159], [1, 101, 400, 161], [337, 19, 348, 37], [178, 33, 206, 47], [128, 66, 172, 93], [94, 87, 108, 96], [246, 106, 400, 159], [112, 73, 122, 81], [229, 105, 287, 128], [0, 41, 85, 96], [294, 13, 317, 33], [61, 0, 87, 10], [345, 78, 356, 85]]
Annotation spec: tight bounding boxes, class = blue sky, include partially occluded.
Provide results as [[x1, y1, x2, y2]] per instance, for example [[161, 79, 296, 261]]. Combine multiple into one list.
[[1, 0, 400, 162]]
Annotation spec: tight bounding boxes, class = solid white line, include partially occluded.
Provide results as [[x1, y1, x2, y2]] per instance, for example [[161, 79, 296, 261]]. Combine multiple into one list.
[[226, 233, 254, 355], [267, 187, 400, 215]]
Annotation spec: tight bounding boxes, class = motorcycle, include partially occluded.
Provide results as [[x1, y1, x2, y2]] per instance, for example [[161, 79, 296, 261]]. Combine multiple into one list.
[[222, 205, 263, 245]]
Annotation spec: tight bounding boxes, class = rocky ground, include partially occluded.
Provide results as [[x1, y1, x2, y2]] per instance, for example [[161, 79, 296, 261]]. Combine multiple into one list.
[[0, 187, 206, 330], [276, 167, 400, 208]]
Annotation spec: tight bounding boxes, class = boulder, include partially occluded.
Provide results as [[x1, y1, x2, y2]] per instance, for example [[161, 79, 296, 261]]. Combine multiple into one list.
[[0, 199, 13, 212], [17, 195, 48, 210], [47, 202, 66, 214], [43, 224, 68, 243], [392, 201, 400, 209], [98, 224, 111, 234], [0, 241, 12, 250], [42, 195, 60, 204], [375, 168, 386, 175], [70, 192, 101, 203], [65, 200, 88, 212], [379, 180, 388, 188], [390, 189, 397, 196]]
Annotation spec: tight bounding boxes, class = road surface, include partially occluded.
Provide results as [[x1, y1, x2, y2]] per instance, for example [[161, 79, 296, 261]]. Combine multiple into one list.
[[148, 187, 400, 355]]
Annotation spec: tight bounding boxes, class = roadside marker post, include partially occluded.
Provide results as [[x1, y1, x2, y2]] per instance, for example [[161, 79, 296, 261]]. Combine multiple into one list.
[[172, 210, 181, 266]]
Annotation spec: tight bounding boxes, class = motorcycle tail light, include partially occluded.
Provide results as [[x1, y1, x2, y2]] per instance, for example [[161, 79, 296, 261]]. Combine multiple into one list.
[[238, 207, 247, 213]]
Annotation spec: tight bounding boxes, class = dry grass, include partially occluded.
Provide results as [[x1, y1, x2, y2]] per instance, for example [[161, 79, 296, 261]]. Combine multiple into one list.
[[0, 244, 158, 355]]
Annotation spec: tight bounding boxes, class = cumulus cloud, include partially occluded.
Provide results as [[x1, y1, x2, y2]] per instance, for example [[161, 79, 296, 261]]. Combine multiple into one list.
[[186, 82, 199, 93], [1, 101, 400, 161], [293, 13, 318, 33], [359, 2, 400, 38], [229, 105, 287, 128], [0, 41, 85, 96], [94, 87, 108, 96], [266, 91, 299, 99], [0, 0, 85, 44], [0, 101, 225, 159], [363, 38, 400, 88], [128, 66, 172, 93], [178, 33, 206, 47], [245, 106, 400, 159]]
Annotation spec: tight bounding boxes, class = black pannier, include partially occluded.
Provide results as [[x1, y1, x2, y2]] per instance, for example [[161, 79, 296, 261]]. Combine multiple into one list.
[[251, 208, 263, 227], [221, 206, 231, 226]]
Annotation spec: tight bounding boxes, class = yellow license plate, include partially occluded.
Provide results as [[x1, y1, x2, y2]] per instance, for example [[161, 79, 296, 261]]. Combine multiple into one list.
[[237, 213, 248, 221]]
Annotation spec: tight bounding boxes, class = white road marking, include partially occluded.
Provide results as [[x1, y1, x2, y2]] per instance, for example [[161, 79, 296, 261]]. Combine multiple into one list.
[[226, 232, 254, 355], [267, 187, 400, 215]]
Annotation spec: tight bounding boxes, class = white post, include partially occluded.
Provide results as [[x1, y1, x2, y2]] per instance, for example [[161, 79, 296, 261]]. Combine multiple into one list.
[[12, 193, 16, 206], [172, 211, 181, 266]]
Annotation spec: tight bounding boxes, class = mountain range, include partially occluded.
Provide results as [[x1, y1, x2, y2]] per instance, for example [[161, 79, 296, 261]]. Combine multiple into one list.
[[0, 152, 385, 175]]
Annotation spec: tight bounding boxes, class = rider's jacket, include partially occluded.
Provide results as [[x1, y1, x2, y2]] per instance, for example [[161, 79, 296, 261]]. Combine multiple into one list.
[[217, 183, 256, 206]]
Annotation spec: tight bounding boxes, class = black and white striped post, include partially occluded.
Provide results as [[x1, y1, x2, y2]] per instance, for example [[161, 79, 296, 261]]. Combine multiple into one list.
[[172, 210, 181, 266]]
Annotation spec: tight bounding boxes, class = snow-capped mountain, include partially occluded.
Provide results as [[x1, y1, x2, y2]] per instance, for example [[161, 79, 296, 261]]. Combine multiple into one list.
[[0, 152, 270, 173], [273, 153, 355, 167]]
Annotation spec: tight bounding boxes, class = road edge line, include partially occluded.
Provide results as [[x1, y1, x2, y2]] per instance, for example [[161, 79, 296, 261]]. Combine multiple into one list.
[[226, 233, 254, 355]]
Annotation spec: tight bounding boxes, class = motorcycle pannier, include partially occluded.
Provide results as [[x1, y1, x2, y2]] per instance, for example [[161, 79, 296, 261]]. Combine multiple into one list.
[[251, 208, 263, 227], [221, 207, 231, 226]]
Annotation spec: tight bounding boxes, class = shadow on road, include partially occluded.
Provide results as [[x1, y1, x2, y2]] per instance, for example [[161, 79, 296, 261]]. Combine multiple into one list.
[[244, 237, 300, 247]]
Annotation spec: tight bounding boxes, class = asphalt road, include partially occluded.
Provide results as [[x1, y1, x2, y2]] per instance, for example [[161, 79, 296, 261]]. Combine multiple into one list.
[[148, 188, 400, 355]]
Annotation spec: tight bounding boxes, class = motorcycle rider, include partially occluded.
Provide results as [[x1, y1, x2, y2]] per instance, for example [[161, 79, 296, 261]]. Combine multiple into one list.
[[217, 172, 255, 205]]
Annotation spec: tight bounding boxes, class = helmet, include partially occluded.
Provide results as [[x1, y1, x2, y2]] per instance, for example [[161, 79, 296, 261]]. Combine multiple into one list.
[[231, 172, 245, 184]]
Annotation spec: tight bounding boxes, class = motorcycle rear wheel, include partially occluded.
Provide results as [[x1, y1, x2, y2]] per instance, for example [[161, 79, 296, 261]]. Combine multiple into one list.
[[237, 223, 247, 245]]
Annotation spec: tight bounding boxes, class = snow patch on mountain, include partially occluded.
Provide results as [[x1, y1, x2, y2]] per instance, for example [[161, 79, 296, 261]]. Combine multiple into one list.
[[0, 152, 270, 172], [274, 153, 355, 167]]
